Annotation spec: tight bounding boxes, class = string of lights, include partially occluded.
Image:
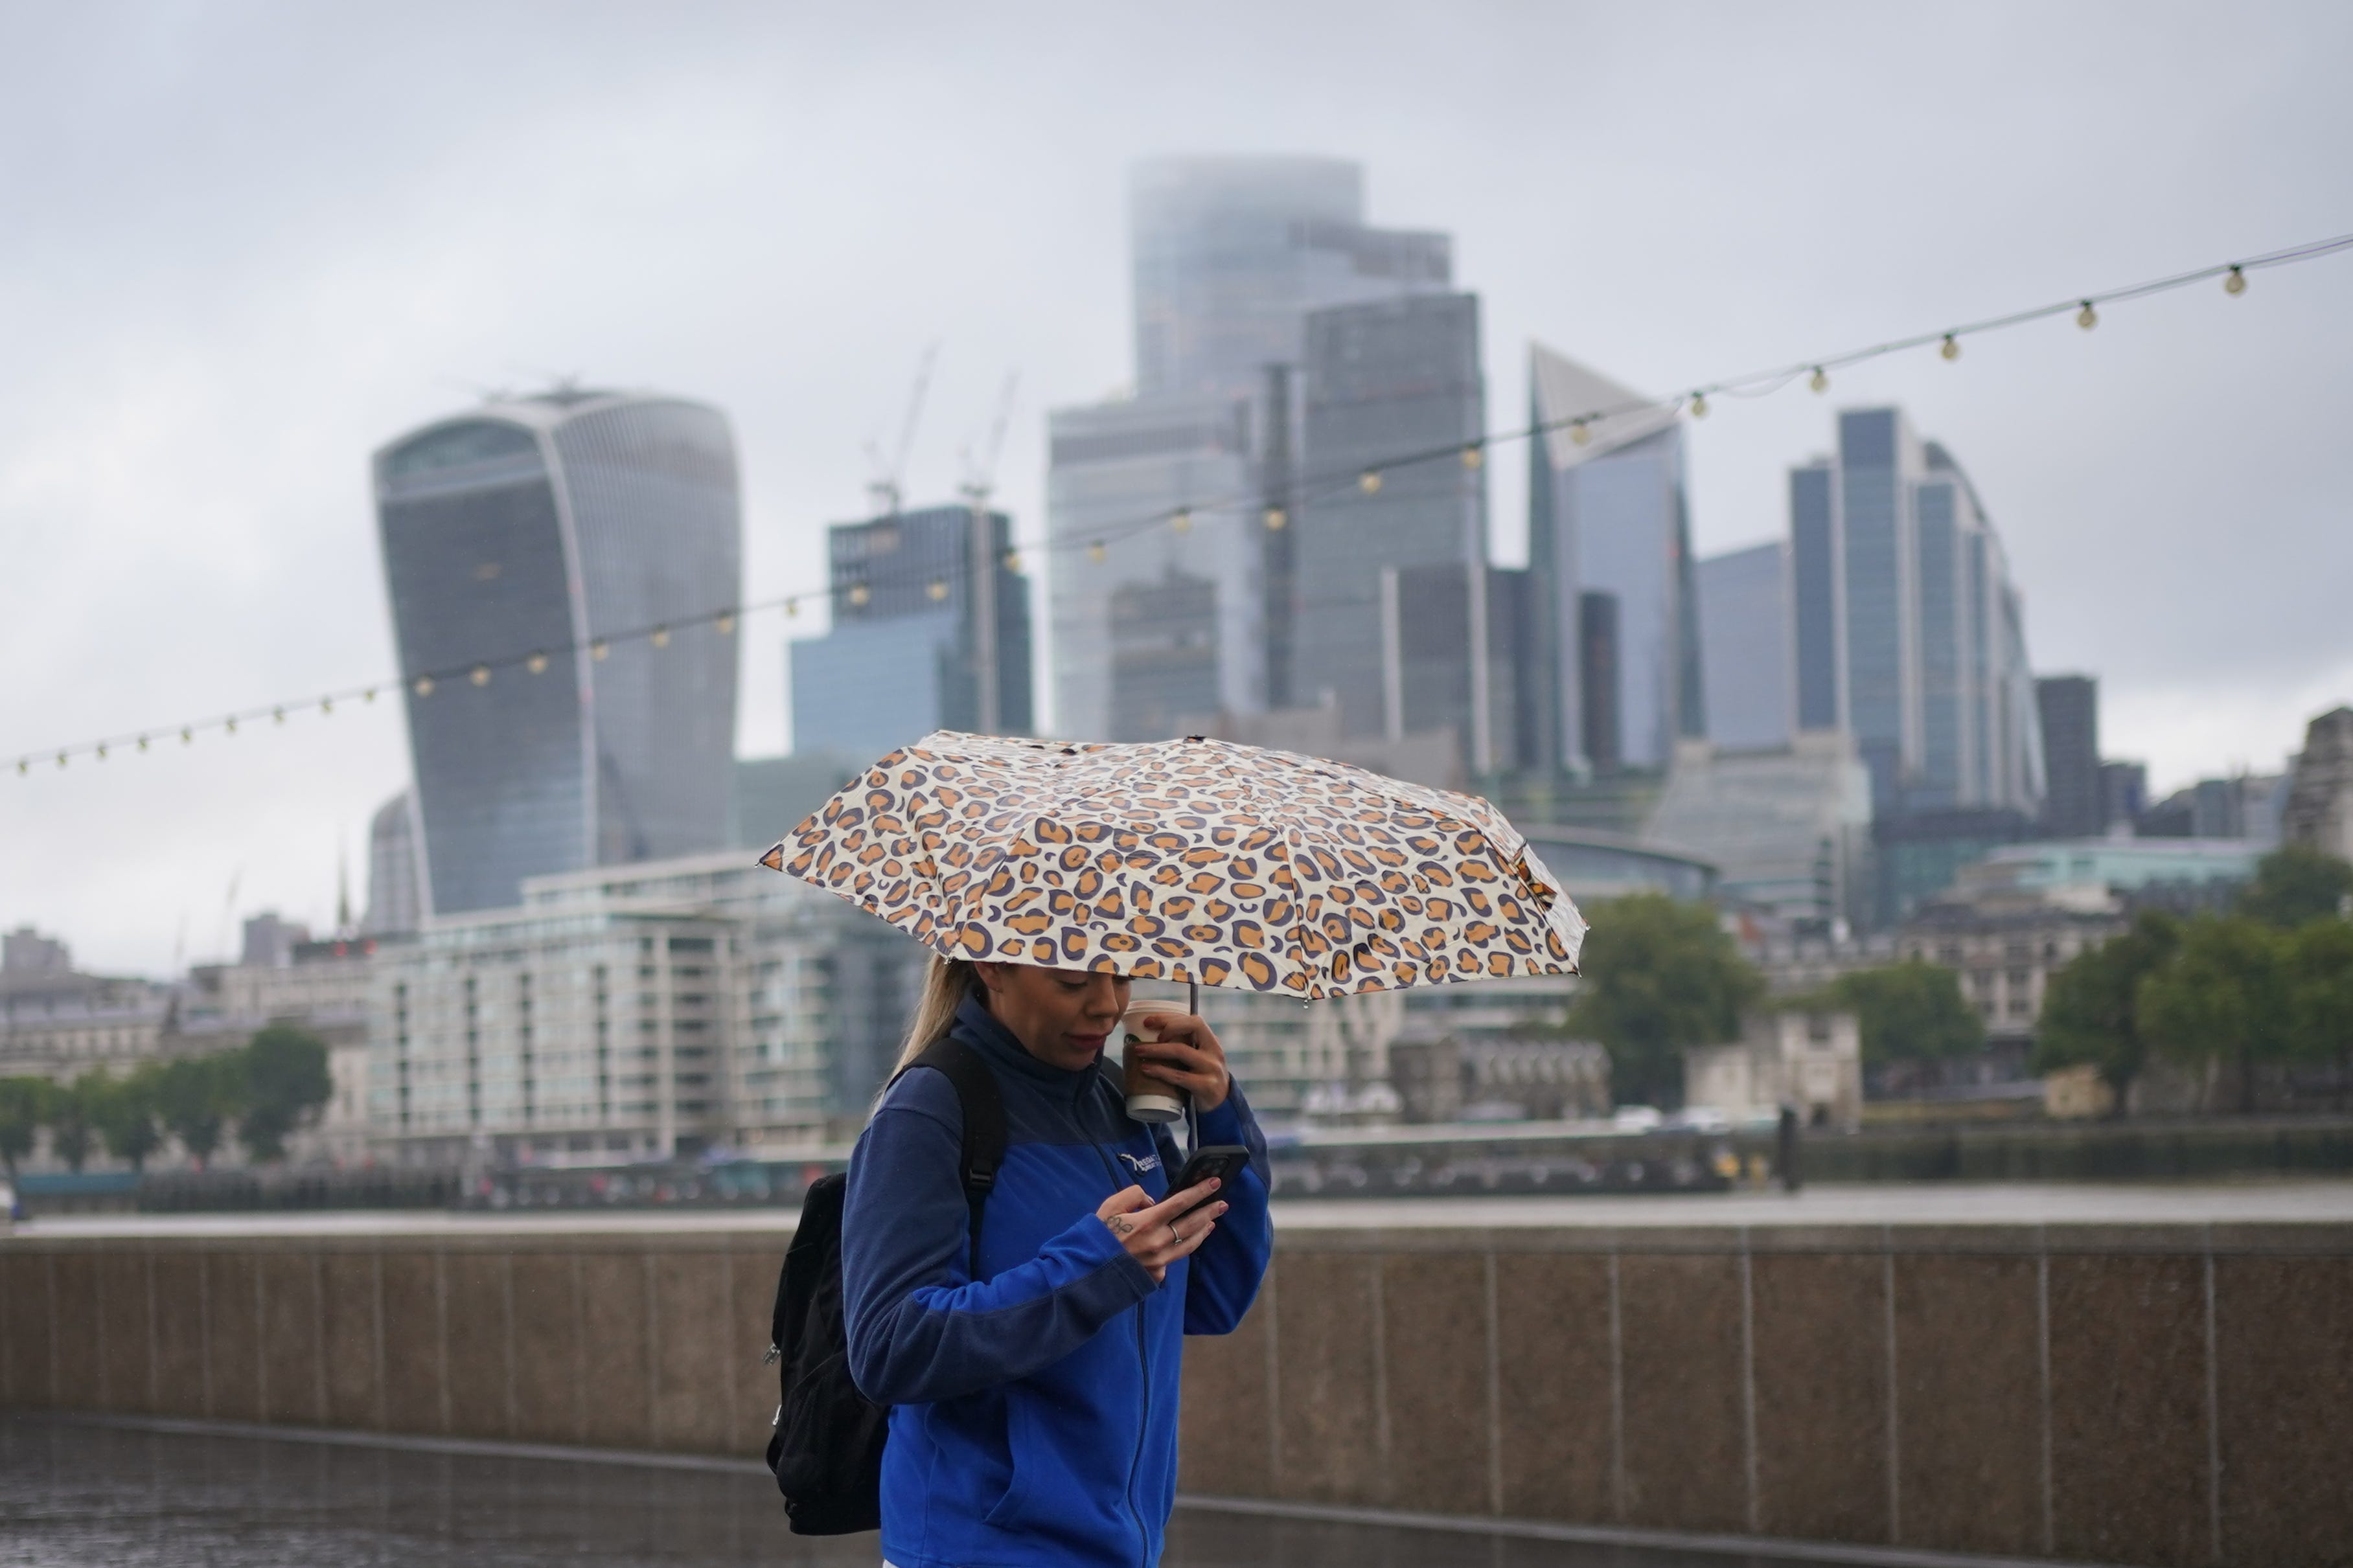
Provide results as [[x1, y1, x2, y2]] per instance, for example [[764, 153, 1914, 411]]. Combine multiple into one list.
[[11, 227, 2350, 779]]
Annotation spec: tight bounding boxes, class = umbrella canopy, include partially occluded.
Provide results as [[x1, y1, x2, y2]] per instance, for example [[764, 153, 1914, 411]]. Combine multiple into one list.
[[759, 731, 1585, 1001]]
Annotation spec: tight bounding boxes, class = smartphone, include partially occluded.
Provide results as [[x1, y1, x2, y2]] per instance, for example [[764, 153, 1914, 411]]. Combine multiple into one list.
[[1166, 1144, 1250, 1215]]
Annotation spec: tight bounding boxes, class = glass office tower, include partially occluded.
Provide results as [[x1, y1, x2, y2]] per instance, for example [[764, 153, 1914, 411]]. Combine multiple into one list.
[[1697, 541, 1793, 751], [1526, 345, 1703, 775], [1048, 157, 1458, 741], [1130, 156, 1451, 403], [1292, 292, 1493, 768], [1785, 409, 2042, 819], [789, 503, 1032, 758], [374, 390, 742, 916]]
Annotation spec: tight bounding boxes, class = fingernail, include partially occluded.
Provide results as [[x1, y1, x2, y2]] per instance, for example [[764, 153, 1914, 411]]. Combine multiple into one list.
[[1217, 1202, 1229, 1214]]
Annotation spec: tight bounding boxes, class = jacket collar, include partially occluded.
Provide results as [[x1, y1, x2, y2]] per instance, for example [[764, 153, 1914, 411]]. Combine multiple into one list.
[[950, 992, 1098, 1096]]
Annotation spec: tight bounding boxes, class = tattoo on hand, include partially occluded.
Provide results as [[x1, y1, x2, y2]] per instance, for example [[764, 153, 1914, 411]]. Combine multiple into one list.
[[1110, 1218, 1133, 1236]]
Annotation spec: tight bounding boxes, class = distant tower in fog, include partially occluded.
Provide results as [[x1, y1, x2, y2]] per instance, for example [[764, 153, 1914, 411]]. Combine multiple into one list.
[[373, 389, 742, 915]]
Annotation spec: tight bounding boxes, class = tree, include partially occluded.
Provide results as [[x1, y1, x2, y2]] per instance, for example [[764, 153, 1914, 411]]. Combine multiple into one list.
[[236, 1025, 332, 1163], [2283, 918, 2353, 1111], [1562, 893, 1763, 1108], [91, 1066, 166, 1173], [0, 1076, 53, 1179], [1819, 960, 1985, 1068], [2239, 845, 2353, 929], [47, 1073, 102, 1172], [155, 1054, 235, 1170], [2034, 911, 2181, 1114], [2139, 915, 2290, 1114]]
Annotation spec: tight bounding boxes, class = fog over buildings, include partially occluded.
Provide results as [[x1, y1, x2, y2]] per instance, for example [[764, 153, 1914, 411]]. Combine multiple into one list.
[[1, 3, 2349, 971]]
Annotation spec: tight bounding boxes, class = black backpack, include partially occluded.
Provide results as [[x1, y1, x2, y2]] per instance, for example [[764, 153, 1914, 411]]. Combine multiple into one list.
[[763, 1037, 1006, 1536]]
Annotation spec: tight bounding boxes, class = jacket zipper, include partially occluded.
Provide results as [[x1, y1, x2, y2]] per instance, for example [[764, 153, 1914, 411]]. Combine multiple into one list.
[[1076, 1078, 1152, 1568]]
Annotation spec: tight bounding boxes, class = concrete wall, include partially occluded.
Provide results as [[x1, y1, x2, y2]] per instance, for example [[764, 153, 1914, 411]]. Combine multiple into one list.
[[5, 1221, 2350, 1567]]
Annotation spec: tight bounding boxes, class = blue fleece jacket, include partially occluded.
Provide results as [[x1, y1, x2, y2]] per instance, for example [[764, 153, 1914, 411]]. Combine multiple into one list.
[[841, 995, 1272, 1568]]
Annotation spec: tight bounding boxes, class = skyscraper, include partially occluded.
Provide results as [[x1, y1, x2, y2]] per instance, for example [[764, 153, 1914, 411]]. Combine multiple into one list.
[[1130, 156, 1451, 404], [1786, 408, 2041, 819], [1292, 292, 1492, 767], [789, 503, 1032, 758], [374, 390, 742, 916], [362, 790, 422, 936], [1048, 156, 1458, 744], [2036, 676, 2102, 837], [1697, 541, 1792, 751], [1526, 345, 1703, 775]]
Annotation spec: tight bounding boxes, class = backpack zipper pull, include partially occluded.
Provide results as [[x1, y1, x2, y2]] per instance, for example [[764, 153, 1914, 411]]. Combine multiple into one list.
[[762, 1343, 780, 1366]]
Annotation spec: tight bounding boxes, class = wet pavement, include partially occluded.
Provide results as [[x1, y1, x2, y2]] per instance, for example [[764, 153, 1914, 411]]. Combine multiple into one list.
[[0, 1415, 1925, 1568]]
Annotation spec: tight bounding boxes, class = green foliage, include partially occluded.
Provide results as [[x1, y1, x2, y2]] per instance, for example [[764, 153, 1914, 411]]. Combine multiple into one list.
[[235, 1025, 333, 1162], [90, 1065, 166, 1173], [1564, 892, 1763, 1108], [155, 1054, 236, 1170], [2239, 845, 2353, 929], [2139, 915, 2291, 1114], [1816, 960, 1985, 1067], [0, 1076, 53, 1177], [2284, 919, 2353, 1107], [49, 1073, 98, 1172], [2034, 911, 2181, 1109]]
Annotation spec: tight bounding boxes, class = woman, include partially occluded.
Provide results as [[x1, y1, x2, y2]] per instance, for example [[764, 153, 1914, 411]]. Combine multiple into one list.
[[841, 955, 1272, 1568]]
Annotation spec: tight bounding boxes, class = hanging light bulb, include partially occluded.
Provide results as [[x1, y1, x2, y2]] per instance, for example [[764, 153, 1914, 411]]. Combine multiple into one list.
[[926, 579, 950, 602], [591, 639, 610, 660], [14, 760, 25, 776], [650, 626, 670, 649], [785, 598, 799, 619], [1171, 508, 1193, 534], [1940, 334, 1961, 361], [56, 753, 67, 768], [1460, 444, 1484, 470], [1570, 421, 1591, 446], [137, 735, 150, 751], [224, 717, 237, 735], [1809, 367, 1829, 394], [95, 744, 107, 761], [273, 707, 286, 724], [2224, 265, 2247, 296], [1358, 470, 1383, 494], [526, 652, 549, 675], [1087, 540, 1107, 563], [470, 665, 491, 687], [1263, 506, 1287, 532], [715, 613, 736, 636], [363, 687, 376, 703], [319, 698, 332, 716], [181, 728, 194, 745], [415, 676, 435, 697], [848, 584, 871, 608], [2076, 301, 2098, 330], [1688, 392, 1709, 418], [1002, 549, 1022, 572]]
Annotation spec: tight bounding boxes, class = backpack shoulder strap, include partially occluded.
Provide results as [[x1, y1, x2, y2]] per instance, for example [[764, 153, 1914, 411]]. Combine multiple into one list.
[[906, 1037, 1006, 1277]]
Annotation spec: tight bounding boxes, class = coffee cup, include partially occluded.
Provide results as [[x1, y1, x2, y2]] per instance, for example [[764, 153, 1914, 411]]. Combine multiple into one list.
[[1119, 1001, 1188, 1123]]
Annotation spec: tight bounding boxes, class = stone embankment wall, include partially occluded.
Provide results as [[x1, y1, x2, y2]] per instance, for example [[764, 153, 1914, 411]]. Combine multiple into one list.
[[3, 1221, 2348, 1567]]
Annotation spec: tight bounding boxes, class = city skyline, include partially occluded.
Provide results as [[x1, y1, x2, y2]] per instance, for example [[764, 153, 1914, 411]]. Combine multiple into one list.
[[3, 4, 2348, 972]]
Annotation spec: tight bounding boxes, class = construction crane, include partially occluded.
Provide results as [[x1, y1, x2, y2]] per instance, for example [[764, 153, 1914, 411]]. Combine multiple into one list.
[[863, 342, 939, 517], [959, 372, 1020, 733]]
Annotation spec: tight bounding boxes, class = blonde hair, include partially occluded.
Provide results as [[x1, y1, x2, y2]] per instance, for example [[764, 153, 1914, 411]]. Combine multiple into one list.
[[893, 955, 980, 1078]]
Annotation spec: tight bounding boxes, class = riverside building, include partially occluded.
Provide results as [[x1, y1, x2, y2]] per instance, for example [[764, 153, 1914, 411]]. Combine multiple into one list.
[[373, 389, 742, 916], [367, 850, 926, 1166]]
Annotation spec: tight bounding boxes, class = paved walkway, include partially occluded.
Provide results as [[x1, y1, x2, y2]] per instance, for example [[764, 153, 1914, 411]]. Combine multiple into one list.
[[10, 1180, 2350, 1239]]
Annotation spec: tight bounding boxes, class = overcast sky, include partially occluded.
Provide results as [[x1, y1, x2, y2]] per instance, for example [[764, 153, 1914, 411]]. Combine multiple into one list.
[[3, 1, 2348, 975]]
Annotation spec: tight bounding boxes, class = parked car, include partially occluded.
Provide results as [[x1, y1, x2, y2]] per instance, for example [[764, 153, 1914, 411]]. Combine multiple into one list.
[[1610, 1105, 1663, 1134]]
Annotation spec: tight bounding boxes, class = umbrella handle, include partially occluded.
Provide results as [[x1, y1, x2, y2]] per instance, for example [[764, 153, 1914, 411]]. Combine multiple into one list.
[[1184, 979, 1201, 1154]]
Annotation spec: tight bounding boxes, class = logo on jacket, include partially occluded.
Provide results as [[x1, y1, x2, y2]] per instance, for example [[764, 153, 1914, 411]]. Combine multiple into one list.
[[1118, 1152, 1161, 1174]]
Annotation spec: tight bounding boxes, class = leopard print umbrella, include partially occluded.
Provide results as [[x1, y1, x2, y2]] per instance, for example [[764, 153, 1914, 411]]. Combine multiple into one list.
[[758, 731, 1585, 999]]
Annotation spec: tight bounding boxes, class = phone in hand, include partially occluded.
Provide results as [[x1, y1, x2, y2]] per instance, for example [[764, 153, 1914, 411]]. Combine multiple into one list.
[[1165, 1144, 1250, 1216]]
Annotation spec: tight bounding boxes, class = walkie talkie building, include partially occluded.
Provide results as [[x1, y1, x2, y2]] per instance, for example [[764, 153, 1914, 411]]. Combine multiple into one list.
[[373, 391, 741, 916]]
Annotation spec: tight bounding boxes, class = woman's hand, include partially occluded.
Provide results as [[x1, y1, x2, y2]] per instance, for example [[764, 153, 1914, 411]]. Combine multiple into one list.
[[1132, 1012, 1232, 1112], [1097, 1181, 1228, 1283]]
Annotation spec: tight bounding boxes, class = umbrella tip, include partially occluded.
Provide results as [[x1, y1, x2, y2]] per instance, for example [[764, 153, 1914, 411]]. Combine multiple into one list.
[[757, 843, 785, 872]]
